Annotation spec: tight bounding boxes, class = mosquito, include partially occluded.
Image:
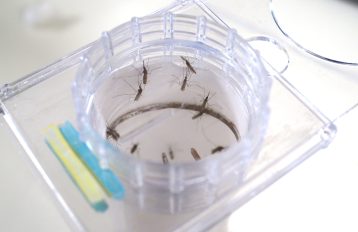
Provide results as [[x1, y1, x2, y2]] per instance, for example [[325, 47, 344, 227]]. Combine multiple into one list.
[[106, 125, 120, 141], [180, 70, 191, 91], [180, 56, 196, 74], [168, 147, 174, 160], [139, 59, 160, 85], [142, 61, 148, 85], [192, 92, 211, 119], [134, 83, 143, 101], [162, 152, 169, 164], [130, 143, 139, 154], [113, 79, 143, 102], [211, 146, 225, 154], [171, 68, 191, 91], [190, 147, 201, 161], [202, 127, 227, 155]]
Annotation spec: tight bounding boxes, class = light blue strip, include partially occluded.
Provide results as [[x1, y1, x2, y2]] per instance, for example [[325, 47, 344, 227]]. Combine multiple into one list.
[[59, 121, 125, 200]]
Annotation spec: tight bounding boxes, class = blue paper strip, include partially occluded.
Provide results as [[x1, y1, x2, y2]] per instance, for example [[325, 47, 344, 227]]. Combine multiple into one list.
[[59, 121, 125, 200]]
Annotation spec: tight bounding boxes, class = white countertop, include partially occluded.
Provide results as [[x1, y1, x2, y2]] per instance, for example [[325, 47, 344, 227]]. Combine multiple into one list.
[[1, 0, 357, 231]]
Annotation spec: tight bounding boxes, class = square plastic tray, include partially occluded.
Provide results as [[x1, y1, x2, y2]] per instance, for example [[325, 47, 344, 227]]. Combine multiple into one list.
[[0, 0, 344, 231]]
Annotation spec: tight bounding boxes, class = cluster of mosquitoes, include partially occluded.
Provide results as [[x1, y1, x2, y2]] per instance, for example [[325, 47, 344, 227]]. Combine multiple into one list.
[[105, 56, 226, 164]]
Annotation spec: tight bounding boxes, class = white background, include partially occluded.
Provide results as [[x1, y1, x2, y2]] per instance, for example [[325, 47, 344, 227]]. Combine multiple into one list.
[[0, 0, 357, 231]]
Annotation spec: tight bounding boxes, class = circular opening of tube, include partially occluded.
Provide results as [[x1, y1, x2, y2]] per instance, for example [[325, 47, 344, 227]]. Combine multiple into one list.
[[73, 13, 271, 213], [95, 55, 243, 163], [271, 0, 358, 65]]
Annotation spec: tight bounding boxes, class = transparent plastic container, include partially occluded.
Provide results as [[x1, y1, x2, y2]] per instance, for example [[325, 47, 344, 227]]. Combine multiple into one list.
[[73, 12, 271, 214], [0, 0, 340, 231]]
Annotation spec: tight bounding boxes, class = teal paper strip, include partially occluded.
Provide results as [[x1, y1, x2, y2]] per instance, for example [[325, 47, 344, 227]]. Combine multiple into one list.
[[59, 121, 125, 200]]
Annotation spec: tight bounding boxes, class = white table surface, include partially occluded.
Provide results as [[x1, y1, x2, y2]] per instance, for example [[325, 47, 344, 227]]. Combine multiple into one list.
[[1, 0, 357, 231]]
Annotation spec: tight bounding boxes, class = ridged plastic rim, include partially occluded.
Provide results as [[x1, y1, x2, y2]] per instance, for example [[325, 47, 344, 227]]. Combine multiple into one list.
[[73, 12, 271, 211]]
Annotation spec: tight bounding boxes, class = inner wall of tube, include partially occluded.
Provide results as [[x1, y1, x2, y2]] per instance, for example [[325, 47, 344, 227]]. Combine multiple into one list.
[[89, 53, 249, 164]]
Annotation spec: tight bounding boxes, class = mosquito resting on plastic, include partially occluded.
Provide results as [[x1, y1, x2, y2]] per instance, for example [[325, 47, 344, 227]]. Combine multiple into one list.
[[130, 143, 139, 154], [162, 152, 169, 164], [106, 125, 120, 141], [181, 56, 196, 74], [190, 147, 201, 161]]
